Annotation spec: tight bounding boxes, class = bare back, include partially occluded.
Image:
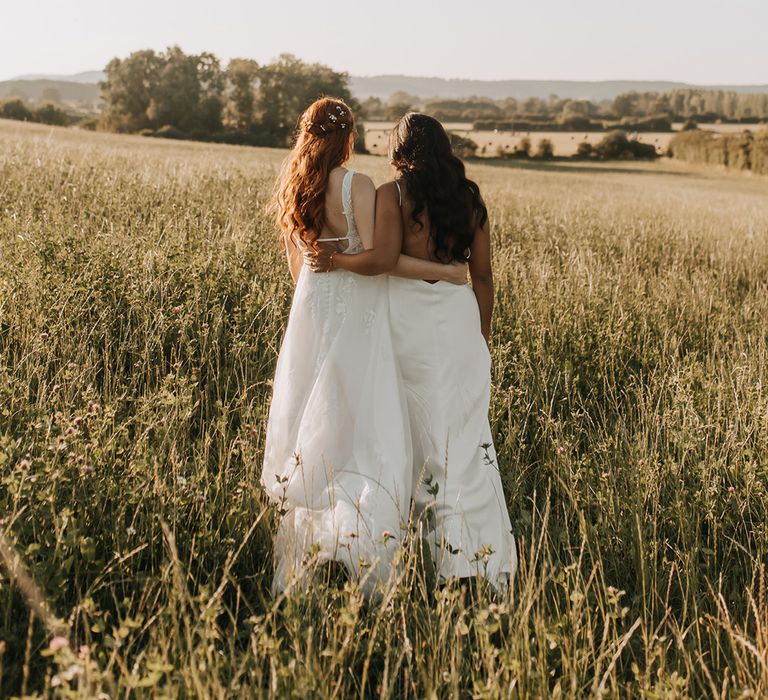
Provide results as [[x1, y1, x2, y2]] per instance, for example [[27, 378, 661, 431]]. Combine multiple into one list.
[[395, 179, 441, 264], [317, 167, 375, 251]]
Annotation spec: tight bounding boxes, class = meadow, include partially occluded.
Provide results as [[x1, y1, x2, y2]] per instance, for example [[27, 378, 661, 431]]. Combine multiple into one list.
[[364, 121, 767, 158], [1, 119, 768, 698]]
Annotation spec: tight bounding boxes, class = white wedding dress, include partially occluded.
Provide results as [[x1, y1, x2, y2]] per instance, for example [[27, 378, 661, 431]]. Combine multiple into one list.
[[261, 169, 412, 597], [388, 191, 517, 591]]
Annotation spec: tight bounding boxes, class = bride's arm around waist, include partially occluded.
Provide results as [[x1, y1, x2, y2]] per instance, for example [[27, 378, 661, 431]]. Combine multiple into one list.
[[309, 183, 465, 283]]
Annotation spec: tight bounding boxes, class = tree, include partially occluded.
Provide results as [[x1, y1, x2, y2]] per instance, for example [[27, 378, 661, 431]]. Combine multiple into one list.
[[575, 141, 593, 158], [101, 47, 225, 135], [360, 96, 384, 120], [0, 99, 33, 121], [516, 136, 531, 157], [448, 132, 478, 158], [226, 58, 260, 130], [612, 92, 638, 118], [34, 103, 68, 126], [195, 52, 225, 133], [385, 101, 412, 121], [535, 138, 554, 159], [257, 54, 357, 145], [101, 50, 163, 132], [594, 130, 656, 159], [153, 46, 202, 132], [522, 97, 545, 114]]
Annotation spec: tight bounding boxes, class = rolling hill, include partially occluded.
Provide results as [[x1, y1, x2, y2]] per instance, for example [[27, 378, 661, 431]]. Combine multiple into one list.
[[0, 79, 100, 106], [349, 75, 768, 101], [3, 71, 767, 106]]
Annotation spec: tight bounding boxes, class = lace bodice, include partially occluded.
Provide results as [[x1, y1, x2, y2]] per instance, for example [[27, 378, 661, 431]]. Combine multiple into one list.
[[298, 169, 363, 255]]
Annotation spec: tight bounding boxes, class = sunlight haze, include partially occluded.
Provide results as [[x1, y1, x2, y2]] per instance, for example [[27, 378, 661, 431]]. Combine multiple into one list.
[[3, 0, 767, 84]]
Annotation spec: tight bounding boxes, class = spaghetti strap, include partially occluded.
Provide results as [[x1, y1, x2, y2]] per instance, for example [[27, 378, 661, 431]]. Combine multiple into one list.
[[394, 180, 402, 207], [341, 169, 355, 234]]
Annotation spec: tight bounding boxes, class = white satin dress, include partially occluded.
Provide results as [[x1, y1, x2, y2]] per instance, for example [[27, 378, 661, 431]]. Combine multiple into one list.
[[387, 185, 518, 592], [261, 170, 412, 598]]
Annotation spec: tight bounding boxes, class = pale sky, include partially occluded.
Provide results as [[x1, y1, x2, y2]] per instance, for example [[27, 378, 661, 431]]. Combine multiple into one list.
[[2, 0, 767, 85]]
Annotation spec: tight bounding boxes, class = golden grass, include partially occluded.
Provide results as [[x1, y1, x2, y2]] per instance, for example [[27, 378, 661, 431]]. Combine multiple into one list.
[[1, 119, 768, 697]]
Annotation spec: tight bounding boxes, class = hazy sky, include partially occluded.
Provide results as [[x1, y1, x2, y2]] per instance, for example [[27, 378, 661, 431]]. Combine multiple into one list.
[[3, 0, 767, 84]]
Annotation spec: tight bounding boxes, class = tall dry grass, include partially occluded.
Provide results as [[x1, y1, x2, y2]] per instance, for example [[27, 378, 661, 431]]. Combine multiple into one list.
[[1, 121, 768, 697]]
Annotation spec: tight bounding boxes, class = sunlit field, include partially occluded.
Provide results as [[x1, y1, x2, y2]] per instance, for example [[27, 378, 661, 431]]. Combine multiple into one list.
[[2, 119, 768, 698], [364, 121, 768, 157]]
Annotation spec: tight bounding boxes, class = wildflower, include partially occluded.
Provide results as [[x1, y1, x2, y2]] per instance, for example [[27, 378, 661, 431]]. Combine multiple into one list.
[[19, 458, 31, 470], [382, 530, 393, 542], [126, 526, 137, 536], [49, 635, 69, 651], [176, 475, 187, 486], [81, 465, 93, 475], [39, 331, 49, 340]]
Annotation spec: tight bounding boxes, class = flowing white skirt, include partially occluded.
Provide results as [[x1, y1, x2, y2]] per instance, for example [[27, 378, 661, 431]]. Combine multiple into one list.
[[261, 266, 412, 597], [388, 278, 517, 592]]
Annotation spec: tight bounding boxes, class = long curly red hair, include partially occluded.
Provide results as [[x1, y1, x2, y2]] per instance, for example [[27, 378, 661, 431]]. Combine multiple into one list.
[[274, 97, 356, 247]]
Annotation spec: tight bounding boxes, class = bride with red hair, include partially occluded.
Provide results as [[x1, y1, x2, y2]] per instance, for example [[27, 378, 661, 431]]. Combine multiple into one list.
[[261, 97, 463, 597]]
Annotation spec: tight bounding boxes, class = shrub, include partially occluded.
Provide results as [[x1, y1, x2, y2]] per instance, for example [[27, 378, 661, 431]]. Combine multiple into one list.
[[575, 141, 594, 159], [560, 115, 593, 131], [155, 125, 188, 140], [516, 137, 531, 157], [449, 132, 479, 158], [594, 130, 657, 160], [617, 114, 673, 132], [33, 103, 69, 126], [535, 138, 554, 159], [669, 128, 768, 173], [751, 130, 768, 175], [0, 99, 34, 122]]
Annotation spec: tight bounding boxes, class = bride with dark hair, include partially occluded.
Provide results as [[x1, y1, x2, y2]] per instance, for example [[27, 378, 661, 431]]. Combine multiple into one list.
[[309, 112, 517, 593]]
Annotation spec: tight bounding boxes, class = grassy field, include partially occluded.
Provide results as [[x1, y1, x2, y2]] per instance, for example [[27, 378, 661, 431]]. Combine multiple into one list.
[[364, 121, 768, 158], [1, 119, 768, 698]]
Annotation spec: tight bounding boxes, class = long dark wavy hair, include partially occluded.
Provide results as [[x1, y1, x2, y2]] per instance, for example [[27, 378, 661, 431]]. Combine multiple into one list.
[[388, 113, 488, 263]]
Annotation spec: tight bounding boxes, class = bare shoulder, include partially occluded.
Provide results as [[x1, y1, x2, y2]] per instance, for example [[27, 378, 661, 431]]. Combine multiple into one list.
[[375, 180, 399, 205], [351, 171, 375, 194]]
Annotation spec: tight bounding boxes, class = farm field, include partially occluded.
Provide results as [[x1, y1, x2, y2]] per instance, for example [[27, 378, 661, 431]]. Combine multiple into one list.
[[364, 120, 768, 157], [1, 119, 768, 697]]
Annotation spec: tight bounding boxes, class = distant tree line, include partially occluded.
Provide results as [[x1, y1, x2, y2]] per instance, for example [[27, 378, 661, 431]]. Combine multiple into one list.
[[613, 90, 768, 122], [99, 47, 362, 148], [669, 130, 768, 174], [0, 98, 70, 126], [364, 88, 768, 132]]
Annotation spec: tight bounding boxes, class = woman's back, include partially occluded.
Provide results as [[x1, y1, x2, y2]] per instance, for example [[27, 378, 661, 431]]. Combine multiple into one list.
[[264, 109, 411, 598], [397, 184, 440, 263]]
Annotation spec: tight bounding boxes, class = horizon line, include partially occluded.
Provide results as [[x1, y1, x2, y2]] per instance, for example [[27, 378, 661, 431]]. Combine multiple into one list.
[[4, 69, 768, 89]]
